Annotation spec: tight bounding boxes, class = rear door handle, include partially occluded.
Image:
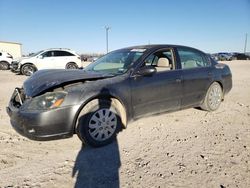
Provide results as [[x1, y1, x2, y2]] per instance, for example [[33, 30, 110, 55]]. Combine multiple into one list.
[[176, 78, 181, 83]]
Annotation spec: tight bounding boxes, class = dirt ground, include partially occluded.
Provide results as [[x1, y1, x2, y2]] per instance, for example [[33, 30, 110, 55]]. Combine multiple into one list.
[[0, 61, 250, 188]]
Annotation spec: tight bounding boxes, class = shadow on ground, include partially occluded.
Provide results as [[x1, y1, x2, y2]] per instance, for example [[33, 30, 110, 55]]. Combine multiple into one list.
[[72, 141, 121, 188]]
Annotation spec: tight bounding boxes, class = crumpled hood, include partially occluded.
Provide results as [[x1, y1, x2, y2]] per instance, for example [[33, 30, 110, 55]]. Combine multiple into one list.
[[13, 56, 29, 62], [23, 69, 112, 97]]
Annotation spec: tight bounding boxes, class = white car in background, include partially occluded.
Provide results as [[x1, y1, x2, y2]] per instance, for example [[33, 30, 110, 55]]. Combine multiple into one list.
[[12, 48, 82, 76], [0, 51, 13, 70]]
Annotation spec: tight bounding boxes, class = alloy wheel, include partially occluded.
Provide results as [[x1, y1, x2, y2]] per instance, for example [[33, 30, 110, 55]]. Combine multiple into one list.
[[88, 108, 117, 141], [67, 63, 77, 69], [0, 62, 9, 70], [22, 65, 34, 76], [208, 84, 222, 110]]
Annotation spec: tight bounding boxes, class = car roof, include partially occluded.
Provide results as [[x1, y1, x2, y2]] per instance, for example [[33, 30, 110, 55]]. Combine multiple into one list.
[[44, 48, 74, 52], [119, 44, 206, 53], [40, 48, 79, 55]]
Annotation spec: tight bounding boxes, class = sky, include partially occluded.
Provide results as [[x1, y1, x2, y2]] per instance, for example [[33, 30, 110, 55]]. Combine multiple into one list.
[[0, 0, 250, 54]]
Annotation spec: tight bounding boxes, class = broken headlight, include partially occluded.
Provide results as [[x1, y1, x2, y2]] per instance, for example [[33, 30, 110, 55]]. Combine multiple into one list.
[[26, 91, 67, 111]]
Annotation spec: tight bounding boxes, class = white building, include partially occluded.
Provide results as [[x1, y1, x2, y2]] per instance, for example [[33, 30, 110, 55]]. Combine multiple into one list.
[[0, 41, 22, 58]]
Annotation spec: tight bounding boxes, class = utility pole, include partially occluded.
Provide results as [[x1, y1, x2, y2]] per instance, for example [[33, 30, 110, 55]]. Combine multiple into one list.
[[244, 33, 248, 54], [105, 26, 111, 54]]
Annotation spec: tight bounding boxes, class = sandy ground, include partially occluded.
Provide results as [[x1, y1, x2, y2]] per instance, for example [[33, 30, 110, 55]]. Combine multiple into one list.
[[0, 61, 250, 188]]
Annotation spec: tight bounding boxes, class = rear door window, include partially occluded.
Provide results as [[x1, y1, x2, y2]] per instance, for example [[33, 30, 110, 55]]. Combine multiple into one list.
[[54, 51, 74, 57], [177, 48, 210, 69]]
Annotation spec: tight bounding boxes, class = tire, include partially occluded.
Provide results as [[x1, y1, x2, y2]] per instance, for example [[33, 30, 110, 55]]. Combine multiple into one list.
[[0, 61, 10, 70], [66, 62, 78, 69], [21, 64, 36, 76], [76, 99, 122, 147], [201, 82, 223, 111]]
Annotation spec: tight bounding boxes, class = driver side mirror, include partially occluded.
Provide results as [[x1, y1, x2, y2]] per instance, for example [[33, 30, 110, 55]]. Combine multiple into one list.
[[37, 55, 43, 59], [136, 65, 156, 76]]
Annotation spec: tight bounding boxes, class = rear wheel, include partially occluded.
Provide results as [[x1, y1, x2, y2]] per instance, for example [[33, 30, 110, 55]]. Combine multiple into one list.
[[201, 82, 223, 111], [0, 61, 9, 70], [66, 62, 78, 69], [21, 64, 36, 76], [76, 99, 122, 147]]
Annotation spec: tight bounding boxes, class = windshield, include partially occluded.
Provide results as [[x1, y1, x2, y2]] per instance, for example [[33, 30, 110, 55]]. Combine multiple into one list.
[[85, 48, 145, 75]]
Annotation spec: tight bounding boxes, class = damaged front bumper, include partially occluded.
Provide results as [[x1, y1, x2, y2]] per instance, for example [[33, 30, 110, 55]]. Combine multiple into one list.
[[6, 88, 79, 141], [10, 61, 21, 73]]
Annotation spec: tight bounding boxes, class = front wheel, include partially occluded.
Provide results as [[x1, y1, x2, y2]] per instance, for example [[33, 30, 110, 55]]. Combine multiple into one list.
[[76, 99, 122, 147], [201, 82, 223, 111], [21, 64, 36, 76]]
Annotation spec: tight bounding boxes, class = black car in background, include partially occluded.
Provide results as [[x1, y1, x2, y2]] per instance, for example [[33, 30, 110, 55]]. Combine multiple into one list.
[[232, 53, 250, 60], [211, 53, 233, 61], [6, 45, 232, 147]]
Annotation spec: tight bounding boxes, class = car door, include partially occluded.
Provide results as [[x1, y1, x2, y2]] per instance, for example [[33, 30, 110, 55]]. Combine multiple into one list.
[[176, 47, 213, 108], [53, 51, 69, 69], [130, 48, 182, 118], [54, 50, 77, 69], [38, 51, 56, 69]]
